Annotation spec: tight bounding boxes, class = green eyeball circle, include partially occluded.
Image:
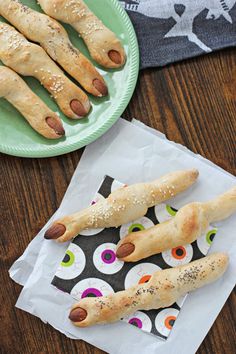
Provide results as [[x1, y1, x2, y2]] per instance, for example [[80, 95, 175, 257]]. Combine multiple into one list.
[[128, 223, 145, 233], [206, 229, 217, 245], [197, 228, 218, 255], [55, 244, 86, 280], [155, 203, 178, 223], [61, 250, 75, 267], [120, 217, 154, 239], [166, 205, 177, 216]]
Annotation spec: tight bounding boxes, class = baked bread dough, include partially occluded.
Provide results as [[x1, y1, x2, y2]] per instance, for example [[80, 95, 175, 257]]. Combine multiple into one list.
[[116, 187, 236, 261], [0, 66, 64, 139], [44, 169, 199, 242], [38, 0, 126, 68], [0, 22, 90, 119], [0, 0, 108, 97], [69, 253, 229, 326]]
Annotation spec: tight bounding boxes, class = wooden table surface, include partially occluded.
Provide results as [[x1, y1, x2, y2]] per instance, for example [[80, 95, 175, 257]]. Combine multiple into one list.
[[1, 48, 235, 354]]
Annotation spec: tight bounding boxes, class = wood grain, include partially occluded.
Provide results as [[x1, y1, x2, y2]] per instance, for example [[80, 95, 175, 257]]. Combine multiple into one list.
[[0, 47, 235, 354]]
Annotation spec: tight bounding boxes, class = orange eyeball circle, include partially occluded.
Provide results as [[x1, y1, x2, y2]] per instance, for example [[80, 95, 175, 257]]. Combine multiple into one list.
[[138, 275, 152, 284], [171, 246, 187, 260]]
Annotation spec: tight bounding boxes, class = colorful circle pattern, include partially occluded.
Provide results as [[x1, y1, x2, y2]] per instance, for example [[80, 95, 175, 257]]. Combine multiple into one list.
[[162, 244, 193, 267], [124, 263, 161, 289], [81, 288, 102, 298], [155, 308, 179, 337], [93, 243, 124, 274], [101, 249, 116, 264], [52, 176, 220, 340], [71, 278, 114, 300], [123, 311, 152, 333], [155, 203, 177, 223], [197, 228, 217, 255], [119, 216, 154, 239], [55, 244, 86, 280]]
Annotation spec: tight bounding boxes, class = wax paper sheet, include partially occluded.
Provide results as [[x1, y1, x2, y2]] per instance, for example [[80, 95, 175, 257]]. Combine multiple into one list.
[[9, 118, 236, 354]]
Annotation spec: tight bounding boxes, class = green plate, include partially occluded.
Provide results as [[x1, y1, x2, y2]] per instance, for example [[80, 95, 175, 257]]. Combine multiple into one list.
[[0, 0, 139, 158]]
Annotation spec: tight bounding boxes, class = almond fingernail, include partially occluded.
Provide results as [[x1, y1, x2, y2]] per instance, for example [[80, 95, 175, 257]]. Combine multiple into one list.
[[44, 223, 66, 240], [108, 50, 122, 64], [70, 100, 87, 117], [93, 79, 108, 96], [69, 307, 87, 322], [190, 168, 199, 179], [116, 243, 135, 259], [46, 117, 65, 136]]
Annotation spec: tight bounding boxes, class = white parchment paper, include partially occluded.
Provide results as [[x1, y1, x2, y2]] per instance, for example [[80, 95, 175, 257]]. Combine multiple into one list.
[[10, 118, 236, 354]]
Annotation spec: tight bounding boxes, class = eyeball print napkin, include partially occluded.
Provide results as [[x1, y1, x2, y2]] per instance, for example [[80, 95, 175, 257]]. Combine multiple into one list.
[[52, 176, 217, 340]]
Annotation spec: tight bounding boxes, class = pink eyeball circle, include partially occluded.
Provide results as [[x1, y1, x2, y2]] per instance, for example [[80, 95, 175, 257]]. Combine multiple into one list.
[[93, 243, 124, 274]]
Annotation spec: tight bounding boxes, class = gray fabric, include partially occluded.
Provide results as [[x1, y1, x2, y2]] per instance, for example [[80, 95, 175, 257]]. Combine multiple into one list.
[[120, 0, 236, 68]]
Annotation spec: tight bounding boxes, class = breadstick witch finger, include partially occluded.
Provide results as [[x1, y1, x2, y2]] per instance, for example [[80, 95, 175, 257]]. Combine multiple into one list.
[[38, 0, 126, 68], [69, 253, 228, 326], [116, 187, 236, 261], [0, 0, 108, 97], [44, 169, 199, 242], [0, 66, 64, 139], [0, 23, 90, 119]]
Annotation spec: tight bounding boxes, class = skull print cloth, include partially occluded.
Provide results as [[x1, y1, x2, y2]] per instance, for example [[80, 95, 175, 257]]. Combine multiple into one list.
[[119, 0, 236, 68]]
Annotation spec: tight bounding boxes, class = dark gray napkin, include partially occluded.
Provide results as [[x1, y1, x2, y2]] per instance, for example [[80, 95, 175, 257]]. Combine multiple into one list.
[[120, 0, 236, 68]]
